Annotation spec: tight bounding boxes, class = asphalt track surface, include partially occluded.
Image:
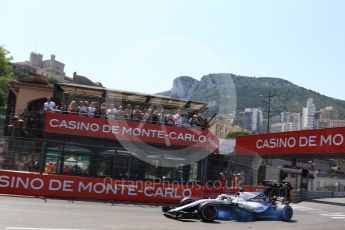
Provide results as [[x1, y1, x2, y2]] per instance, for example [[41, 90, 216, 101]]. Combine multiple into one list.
[[0, 195, 345, 230]]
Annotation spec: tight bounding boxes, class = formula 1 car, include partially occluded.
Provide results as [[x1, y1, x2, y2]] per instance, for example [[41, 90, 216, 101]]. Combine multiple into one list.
[[162, 192, 293, 222]]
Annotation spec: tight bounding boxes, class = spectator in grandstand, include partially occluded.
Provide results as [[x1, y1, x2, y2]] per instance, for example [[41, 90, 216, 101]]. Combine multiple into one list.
[[9, 114, 26, 137], [44, 97, 56, 111], [78, 101, 89, 116], [95, 103, 103, 118], [115, 105, 124, 119], [106, 104, 117, 120], [165, 114, 175, 125], [123, 104, 133, 119], [181, 112, 190, 126], [68, 101, 78, 114], [189, 114, 200, 127], [88, 102, 97, 117], [173, 110, 181, 122], [143, 108, 153, 121], [53, 100, 66, 113], [63, 165, 73, 173], [45, 162, 56, 173], [31, 157, 40, 172], [151, 110, 159, 124], [132, 106, 143, 121], [14, 153, 24, 171], [157, 108, 166, 124], [23, 154, 34, 171], [174, 110, 183, 126], [197, 112, 206, 128], [99, 103, 108, 118]]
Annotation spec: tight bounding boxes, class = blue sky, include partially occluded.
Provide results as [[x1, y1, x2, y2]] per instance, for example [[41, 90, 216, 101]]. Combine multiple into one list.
[[1, 0, 345, 99]]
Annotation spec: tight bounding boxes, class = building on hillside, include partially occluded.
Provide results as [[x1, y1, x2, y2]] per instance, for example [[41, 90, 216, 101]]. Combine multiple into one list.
[[15, 52, 66, 82], [243, 108, 263, 133], [281, 111, 301, 126], [302, 98, 316, 130], [271, 115, 281, 124], [290, 113, 302, 129], [319, 106, 339, 120], [315, 119, 345, 129], [314, 106, 345, 129], [270, 123, 283, 133], [271, 122, 301, 133], [281, 111, 290, 123], [271, 111, 302, 133]]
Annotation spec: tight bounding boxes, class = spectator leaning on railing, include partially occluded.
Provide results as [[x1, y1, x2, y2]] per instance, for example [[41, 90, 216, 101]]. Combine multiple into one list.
[[42, 99, 209, 129], [68, 101, 78, 114], [44, 97, 56, 111], [189, 114, 200, 127], [100, 103, 107, 118], [106, 104, 117, 120]]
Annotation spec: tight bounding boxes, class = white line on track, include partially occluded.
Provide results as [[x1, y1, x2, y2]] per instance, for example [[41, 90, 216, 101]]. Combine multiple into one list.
[[292, 206, 316, 211], [320, 213, 345, 216], [6, 227, 88, 230]]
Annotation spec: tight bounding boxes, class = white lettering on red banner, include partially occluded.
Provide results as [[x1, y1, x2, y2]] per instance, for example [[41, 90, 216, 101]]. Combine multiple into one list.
[[44, 113, 218, 152], [0, 170, 199, 204], [0, 170, 265, 203], [49, 118, 207, 143], [236, 128, 345, 155]]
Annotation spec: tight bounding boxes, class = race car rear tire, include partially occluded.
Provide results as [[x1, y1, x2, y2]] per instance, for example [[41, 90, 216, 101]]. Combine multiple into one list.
[[198, 202, 217, 222], [279, 205, 293, 221], [179, 197, 195, 206]]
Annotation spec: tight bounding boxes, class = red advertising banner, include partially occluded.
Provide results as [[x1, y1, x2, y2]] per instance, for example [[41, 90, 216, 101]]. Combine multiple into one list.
[[236, 127, 345, 155], [0, 170, 264, 203], [44, 112, 218, 152], [0, 170, 203, 204]]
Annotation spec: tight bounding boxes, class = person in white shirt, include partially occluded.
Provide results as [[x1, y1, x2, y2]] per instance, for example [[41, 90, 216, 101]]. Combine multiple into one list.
[[106, 104, 117, 120], [88, 102, 97, 117], [78, 101, 89, 116], [44, 97, 56, 111]]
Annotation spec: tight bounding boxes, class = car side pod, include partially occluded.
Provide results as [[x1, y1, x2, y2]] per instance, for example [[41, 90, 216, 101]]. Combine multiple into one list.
[[198, 202, 218, 222]]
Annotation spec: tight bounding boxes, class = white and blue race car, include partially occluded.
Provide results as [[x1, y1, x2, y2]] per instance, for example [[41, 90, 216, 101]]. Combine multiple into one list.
[[162, 192, 293, 222]]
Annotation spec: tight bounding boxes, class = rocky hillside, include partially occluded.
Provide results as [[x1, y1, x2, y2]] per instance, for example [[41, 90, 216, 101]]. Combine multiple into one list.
[[157, 74, 345, 125]]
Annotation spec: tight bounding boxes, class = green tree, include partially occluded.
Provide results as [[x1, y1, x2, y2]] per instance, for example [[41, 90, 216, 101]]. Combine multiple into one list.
[[0, 90, 5, 106], [0, 46, 14, 107], [225, 130, 250, 139]]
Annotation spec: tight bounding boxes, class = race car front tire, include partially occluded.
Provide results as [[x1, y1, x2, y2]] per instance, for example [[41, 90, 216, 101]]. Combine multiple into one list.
[[179, 197, 195, 206], [198, 202, 218, 222]]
